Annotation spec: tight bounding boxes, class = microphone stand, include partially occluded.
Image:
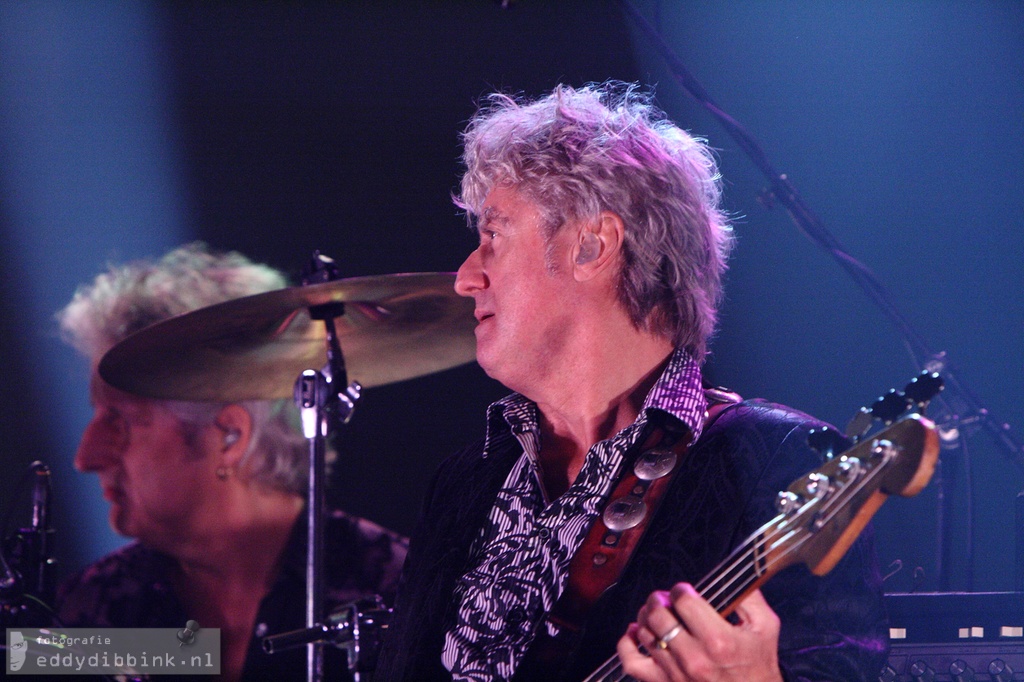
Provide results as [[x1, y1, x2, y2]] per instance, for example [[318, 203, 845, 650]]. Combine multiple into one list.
[[1, 461, 56, 626], [618, 0, 1024, 590]]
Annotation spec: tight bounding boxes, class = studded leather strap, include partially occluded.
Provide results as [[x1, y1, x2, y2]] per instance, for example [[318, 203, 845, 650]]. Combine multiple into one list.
[[545, 415, 692, 633], [520, 391, 741, 674]]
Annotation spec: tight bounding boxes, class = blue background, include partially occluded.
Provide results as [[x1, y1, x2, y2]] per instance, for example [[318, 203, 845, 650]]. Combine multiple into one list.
[[1, 0, 1021, 597]]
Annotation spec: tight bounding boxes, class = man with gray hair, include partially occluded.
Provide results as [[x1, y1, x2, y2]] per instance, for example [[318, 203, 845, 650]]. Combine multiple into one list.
[[56, 242, 407, 681], [375, 83, 887, 681]]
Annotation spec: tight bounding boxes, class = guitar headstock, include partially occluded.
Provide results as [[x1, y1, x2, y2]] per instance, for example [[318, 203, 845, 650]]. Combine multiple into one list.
[[761, 374, 942, 577]]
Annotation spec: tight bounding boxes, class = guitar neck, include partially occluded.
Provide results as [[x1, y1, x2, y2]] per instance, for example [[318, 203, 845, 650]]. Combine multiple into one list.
[[582, 531, 770, 682]]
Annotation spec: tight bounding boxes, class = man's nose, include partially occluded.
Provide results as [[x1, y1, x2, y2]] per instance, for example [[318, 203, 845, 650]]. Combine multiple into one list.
[[455, 247, 487, 297], [74, 414, 125, 472]]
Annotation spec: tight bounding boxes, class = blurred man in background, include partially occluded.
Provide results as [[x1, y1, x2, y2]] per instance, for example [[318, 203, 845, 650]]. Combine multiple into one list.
[[56, 242, 407, 681]]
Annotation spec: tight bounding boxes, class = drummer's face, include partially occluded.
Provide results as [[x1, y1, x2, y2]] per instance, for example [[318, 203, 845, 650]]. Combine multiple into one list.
[[76, 373, 218, 545], [455, 185, 576, 392]]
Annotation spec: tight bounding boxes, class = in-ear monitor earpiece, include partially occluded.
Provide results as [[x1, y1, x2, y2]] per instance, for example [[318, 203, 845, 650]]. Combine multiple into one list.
[[576, 232, 599, 265]]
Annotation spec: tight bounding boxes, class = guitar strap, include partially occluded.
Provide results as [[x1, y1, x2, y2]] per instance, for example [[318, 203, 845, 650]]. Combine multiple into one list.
[[515, 387, 741, 677]]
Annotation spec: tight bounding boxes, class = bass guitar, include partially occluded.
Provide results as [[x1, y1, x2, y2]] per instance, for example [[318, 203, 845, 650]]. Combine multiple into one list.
[[584, 373, 943, 682]]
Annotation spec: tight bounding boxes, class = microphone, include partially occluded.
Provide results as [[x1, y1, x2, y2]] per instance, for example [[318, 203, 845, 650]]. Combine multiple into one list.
[[1, 461, 55, 625], [29, 462, 52, 599], [177, 619, 201, 646]]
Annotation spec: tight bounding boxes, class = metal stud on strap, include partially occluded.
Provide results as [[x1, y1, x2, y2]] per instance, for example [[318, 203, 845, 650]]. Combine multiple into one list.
[[634, 447, 677, 480], [603, 494, 647, 531]]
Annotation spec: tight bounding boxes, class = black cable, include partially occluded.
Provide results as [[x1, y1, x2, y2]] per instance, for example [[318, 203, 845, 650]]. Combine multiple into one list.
[[618, 0, 1024, 475]]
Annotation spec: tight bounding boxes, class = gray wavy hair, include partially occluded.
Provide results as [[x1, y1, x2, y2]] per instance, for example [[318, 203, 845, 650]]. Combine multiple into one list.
[[456, 82, 734, 362], [58, 242, 311, 495]]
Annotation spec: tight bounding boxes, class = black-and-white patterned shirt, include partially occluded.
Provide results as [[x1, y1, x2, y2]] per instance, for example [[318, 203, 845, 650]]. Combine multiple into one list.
[[442, 348, 708, 681]]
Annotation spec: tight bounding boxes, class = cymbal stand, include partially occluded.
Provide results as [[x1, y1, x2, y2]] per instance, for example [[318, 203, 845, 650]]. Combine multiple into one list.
[[289, 252, 363, 682]]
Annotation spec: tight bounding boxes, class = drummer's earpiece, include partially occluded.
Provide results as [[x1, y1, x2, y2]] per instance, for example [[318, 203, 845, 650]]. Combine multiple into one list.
[[224, 430, 241, 447], [576, 232, 599, 265]]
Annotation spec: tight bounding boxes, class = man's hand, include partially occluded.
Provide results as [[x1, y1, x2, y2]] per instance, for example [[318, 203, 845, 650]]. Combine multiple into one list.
[[616, 584, 783, 682]]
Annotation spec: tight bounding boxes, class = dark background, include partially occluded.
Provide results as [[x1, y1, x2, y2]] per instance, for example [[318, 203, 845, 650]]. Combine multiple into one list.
[[1, 0, 1021, 602]]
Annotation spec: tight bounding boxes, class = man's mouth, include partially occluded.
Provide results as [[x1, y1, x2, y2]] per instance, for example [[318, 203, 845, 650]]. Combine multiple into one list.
[[101, 484, 125, 504]]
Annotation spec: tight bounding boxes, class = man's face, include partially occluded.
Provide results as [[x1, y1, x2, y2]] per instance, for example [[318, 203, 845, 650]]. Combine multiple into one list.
[[8, 631, 26, 671], [454, 185, 577, 392], [75, 373, 218, 548]]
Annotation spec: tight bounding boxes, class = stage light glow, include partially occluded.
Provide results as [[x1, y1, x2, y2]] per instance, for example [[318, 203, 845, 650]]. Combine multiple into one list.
[[0, 1, 191, 567]]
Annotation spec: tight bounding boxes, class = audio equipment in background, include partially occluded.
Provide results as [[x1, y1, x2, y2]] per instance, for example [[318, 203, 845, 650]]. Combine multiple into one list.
[[881, 592, 1024, 681]]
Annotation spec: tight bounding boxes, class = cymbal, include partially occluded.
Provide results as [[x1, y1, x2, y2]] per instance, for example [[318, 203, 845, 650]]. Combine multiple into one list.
[[98, 273, 477, 401]]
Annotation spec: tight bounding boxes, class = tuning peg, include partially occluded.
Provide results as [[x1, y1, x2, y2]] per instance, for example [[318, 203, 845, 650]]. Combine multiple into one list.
[[807, 425, 847, 458], [871, 389, 912, 424], [903, 371, 944, 410], [844, 407, 874, 440], [845, 372, 945, 441]]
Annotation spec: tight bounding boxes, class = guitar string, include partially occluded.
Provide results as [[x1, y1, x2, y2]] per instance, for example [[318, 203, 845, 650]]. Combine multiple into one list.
[[584, 449, 891, 682], [587, 469, 882, 682], [701, 458, 884, 609]]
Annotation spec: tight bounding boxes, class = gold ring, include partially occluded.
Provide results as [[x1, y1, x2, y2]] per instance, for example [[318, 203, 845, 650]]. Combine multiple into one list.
[[655, 624, 683, 650]]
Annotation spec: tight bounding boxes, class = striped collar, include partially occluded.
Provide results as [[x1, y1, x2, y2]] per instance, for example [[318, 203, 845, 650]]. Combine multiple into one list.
[[481, 347, 708, 459]]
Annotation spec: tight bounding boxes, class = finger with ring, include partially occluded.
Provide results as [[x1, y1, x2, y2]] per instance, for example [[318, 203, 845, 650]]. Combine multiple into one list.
[[655, 623, 684, 650]]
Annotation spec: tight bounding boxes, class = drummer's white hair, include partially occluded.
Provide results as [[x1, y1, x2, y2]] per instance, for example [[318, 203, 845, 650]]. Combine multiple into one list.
[[58, 242, 314, 496], [457, 81, 734, 363]]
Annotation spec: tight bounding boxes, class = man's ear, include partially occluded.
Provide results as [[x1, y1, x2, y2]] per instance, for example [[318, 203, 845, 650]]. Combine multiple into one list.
[[214, 403, 252, 468], [573, 211, 624, 281]]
